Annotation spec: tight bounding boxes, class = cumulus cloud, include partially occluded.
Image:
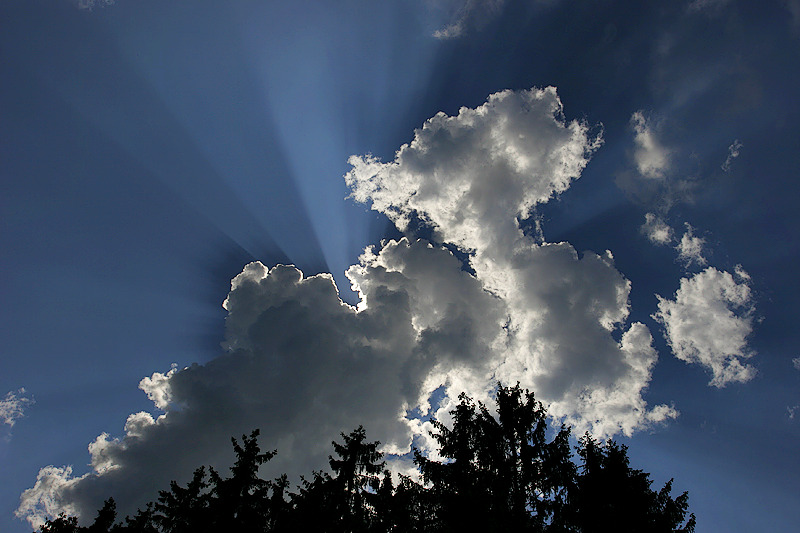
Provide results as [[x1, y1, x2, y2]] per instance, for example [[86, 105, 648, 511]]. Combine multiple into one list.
[[138, 364, 178, 411], [1, 388, 34, 428], [653, 266, 756, 387], [676, 224, 707, 267], [641, 212, 674, 245], [19, 87, 677, 526], [721, 139, 743, 172], [630, 111, 671, 180], [793, 357, 800, 370], [347, 86, 602, 254], [347, 86, 673, 436], [18, 243, 503, 525], [17, 466, 83, 530]]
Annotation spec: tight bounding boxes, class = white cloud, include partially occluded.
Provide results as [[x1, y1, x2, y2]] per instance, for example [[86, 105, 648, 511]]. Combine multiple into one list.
[[793, 357, 800, 370], [19, 242, 506, 525], [630, 111, 671, 180], [641, 214, 711, 270], [16, 466, 84, 530], [432, 0, 506, 39], [653, 266, 756, 387], [348, 86, 672, 437], [20, 87, 677, 525], [641, 212, 674, 245], [138, 364, 178, 411], [617, 111, 697, 214], [721, 139, 742, 172], [347, 86, 602, 255], [483, 244, 678, 437], [676, 224, 707, 267], [433, 20, 466, 39], [1, 388, 34, 428]]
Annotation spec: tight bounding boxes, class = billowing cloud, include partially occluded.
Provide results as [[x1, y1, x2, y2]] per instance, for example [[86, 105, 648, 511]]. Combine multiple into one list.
[[138, 364, 178, 411], [347, 86, 602, 254], [19, 87, 677, 526], [630, 111, 671, 180], [653, 266, 756, 387], [17, 242, 503, 526], [793, 357, 800, 370], [1, 388, 34, 428], [676, 224, 707, 267], [17, 467, 82, 530], [641, 212, 674, 245], [347, 86, 673, 436], [721, 139, 742, 172]]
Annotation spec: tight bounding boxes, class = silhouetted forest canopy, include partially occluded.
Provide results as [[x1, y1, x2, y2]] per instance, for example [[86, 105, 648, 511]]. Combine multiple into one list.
[[37, 385, 695, 533]]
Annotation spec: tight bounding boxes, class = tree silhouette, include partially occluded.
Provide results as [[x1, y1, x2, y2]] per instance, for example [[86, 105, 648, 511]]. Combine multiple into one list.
[[414, 385, 577, 532], [38, 513, 78, 533], [207, 430, 276, 531], [153, 467, 210, 533], [34, 385, 695, 533], [287, 425, 385, 532], [328, 425, 384, 531], [565, 434, 696, 532], [119, 504, 157, 533]]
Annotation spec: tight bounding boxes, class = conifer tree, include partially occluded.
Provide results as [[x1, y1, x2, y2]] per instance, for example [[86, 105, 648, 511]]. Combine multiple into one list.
[[35, 385, 696, 533]]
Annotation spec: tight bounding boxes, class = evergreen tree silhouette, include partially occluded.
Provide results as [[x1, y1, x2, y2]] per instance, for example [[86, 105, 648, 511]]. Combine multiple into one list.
[[414, 384, 574, 532], [208, 429, 276, 531], [118, 503, 157, 533], [153, 467, 210, 533], [38, 513, 79, 533], [34, 385, 696, 533], [328, 425, 384, 531], [565, 434, 695, 532]]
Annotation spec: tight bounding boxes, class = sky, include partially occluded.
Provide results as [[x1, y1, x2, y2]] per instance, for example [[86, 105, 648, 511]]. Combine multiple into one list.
[[2, 0, 799, 531]]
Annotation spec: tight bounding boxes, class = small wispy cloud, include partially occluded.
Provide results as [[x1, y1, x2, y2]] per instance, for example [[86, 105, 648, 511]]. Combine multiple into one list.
[[433, 0, 506, 39], [1, 388, 34, 428], [789, 356, 800, 419], [641, 212, 674, 245], [676, 224, 707, 267], [721, 139, 743, 172], [630, 111, 671, 180], [641, 215, 709, 269]]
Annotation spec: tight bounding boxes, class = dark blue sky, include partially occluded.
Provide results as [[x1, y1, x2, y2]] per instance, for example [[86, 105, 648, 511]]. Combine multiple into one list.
[[2, 1, 799, 531]]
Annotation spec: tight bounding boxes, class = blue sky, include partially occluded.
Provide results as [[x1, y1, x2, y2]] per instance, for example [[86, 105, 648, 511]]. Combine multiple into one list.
[[2, 1, 799, 531]]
